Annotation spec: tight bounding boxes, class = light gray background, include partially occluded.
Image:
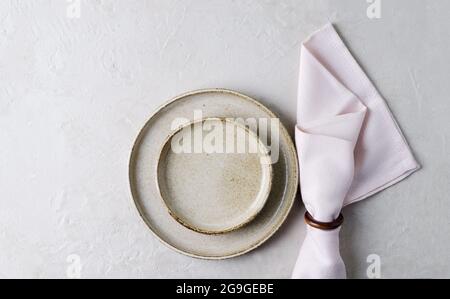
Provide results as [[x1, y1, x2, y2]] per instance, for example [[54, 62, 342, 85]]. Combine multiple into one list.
[[0, 0, 448, 279]]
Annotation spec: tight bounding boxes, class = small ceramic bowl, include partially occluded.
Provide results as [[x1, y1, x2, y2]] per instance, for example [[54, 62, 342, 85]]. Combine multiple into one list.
[[156, 118, 273, 235]]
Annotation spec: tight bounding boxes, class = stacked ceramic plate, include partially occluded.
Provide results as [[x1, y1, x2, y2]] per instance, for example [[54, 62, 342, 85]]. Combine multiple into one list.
[[129, 89, 298, 259]]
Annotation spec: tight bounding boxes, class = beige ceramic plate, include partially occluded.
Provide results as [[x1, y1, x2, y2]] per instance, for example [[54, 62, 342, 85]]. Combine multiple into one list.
[[129, 89, 298, 259], [156, 118, 273, 235]]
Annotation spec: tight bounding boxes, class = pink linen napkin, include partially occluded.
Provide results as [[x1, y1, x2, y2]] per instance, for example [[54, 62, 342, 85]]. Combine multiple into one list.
[[292, 24, 420, 279]]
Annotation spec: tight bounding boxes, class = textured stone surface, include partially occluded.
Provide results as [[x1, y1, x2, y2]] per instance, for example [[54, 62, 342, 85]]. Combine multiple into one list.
[[0, 0, 448, 278]]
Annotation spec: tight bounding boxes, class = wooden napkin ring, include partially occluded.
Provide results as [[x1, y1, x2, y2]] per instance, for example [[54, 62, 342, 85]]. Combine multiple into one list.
[[304, 212, 344, 231]]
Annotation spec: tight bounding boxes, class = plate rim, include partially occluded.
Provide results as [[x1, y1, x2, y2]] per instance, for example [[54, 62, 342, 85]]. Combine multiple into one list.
[[128, 88, 299, 260]]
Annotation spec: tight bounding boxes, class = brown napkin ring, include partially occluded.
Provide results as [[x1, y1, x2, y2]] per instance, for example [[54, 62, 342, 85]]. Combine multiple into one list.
[[304, 212, 344, 231]]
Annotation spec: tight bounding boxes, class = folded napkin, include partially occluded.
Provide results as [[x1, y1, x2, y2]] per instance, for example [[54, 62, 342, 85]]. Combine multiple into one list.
[[292, 24, 420, 279]]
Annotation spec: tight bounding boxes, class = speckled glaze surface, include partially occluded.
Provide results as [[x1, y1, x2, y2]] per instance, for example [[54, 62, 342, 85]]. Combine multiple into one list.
[[129, 89, 299, 259], [157, 118, 273, 235]]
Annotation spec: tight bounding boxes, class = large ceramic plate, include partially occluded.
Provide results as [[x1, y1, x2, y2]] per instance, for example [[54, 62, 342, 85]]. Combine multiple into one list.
[[129, 89, 298, 259]]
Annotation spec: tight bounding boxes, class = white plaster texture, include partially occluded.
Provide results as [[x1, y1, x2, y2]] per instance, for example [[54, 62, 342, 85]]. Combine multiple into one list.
[[0, 0, 448, 278]]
